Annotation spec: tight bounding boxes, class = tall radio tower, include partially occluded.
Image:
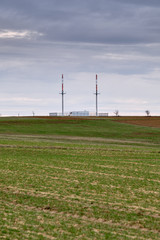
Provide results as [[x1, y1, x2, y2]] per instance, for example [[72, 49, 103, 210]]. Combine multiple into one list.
[[60, 74, 66, 116], [94, 74, 100, 116]]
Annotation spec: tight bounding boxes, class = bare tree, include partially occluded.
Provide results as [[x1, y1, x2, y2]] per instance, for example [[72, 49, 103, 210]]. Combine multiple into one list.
[[32, 111, 35, 117], [145, 110, 150, 117], [114, 110, 119, 117]]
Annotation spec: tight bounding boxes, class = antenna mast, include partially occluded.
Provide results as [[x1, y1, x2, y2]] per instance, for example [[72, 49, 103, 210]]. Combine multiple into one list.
[[60, 74, 66, 116], [94, 74, 100, 116]]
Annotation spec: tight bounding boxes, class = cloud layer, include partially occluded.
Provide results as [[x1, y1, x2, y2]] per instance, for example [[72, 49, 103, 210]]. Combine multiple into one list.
[[0, 0, 160, 116]]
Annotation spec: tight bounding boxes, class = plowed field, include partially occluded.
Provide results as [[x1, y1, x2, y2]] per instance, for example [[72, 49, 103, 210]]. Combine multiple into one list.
[[114, 116, 160, 128]]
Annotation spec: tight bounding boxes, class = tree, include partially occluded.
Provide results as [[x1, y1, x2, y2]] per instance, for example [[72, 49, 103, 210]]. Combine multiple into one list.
[[145, 110, 150, 117], [114, 110, 119, 117]]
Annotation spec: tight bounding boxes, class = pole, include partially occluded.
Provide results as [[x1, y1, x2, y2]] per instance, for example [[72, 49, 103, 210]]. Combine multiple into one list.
[[62, 74, 64, 116], [96, 74, 98, 116], [60, 74, 66, 116], [94, 74, 100, 116]]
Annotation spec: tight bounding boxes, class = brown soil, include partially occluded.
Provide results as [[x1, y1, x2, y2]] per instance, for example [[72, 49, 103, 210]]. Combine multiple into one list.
[[113, 116, 160, 128], [1, 116, 160, 127], [25, 116, 160, 127]]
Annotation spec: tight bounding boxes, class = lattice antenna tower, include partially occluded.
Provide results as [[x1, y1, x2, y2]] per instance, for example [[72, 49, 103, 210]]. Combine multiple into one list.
[[60, 74, 66, 116], [94, 74, 100, 116]]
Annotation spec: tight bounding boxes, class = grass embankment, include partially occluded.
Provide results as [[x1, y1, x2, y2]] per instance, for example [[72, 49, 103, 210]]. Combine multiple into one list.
[[0, 117, 160, 239], [0, 116, 160, 143]]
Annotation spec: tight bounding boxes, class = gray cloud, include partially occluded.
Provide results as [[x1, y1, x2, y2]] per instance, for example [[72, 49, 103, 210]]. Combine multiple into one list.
[[1, 0, 160, 44], [0, 0, 160, 115]]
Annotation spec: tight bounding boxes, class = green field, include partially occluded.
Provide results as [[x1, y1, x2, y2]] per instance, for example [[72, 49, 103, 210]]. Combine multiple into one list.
[[0, 117, 160, 239]]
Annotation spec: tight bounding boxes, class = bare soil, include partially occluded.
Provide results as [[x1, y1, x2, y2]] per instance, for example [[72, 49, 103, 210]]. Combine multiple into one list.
[[31, 116, 160, 128], [3, 116, 160, 127], [113, 116, 160, 128]]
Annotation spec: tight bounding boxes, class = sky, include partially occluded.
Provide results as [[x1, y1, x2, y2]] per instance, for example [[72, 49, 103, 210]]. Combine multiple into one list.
[[0, 0, 160, 116]]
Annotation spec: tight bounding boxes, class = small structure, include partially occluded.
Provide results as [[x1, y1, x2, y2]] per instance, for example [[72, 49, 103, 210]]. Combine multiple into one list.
[[69, 111, 89, 116], [49, 112, 57, 116], [99, 113, 108, 117]]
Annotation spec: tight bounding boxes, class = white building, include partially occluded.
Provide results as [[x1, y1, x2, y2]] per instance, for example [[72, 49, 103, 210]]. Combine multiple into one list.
[[49, 112, 57, 116], [69, 111, 89, 116], [99, 113, 108, 117]]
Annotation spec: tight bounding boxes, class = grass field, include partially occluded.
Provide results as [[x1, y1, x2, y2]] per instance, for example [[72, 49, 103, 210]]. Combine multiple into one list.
[[0, 117, 160, 239]]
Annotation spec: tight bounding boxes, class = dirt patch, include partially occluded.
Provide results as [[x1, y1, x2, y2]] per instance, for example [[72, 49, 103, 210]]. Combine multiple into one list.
[[114, 116, 160, 128], [1, 116, 160, 127], [1, 133, 159, 146], [4, 200, 160, 235]]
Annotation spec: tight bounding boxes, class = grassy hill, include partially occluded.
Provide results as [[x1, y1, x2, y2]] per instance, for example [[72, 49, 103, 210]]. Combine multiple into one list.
[[0, 116, 160, 143], [0, 117, 160, 239]]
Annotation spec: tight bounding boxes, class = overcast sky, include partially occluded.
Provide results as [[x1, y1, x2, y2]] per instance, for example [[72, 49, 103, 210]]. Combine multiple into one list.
[[0, 0, 160, 116]]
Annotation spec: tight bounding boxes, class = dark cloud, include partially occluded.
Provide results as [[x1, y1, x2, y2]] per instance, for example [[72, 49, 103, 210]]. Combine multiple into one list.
[[0, 0, 160, 115], [0, 0, 160, 44], [115, 0, 160, 7]]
